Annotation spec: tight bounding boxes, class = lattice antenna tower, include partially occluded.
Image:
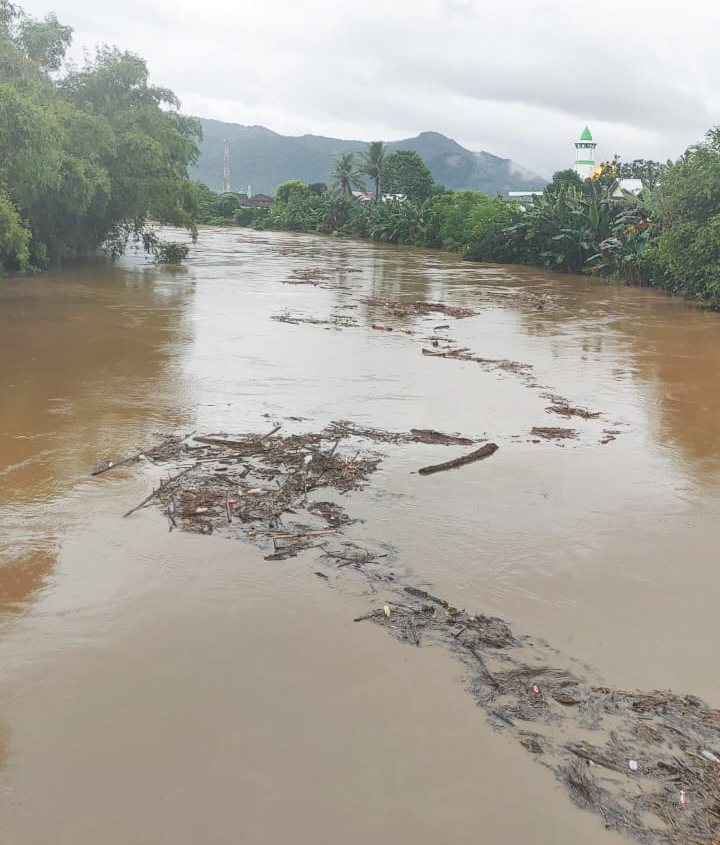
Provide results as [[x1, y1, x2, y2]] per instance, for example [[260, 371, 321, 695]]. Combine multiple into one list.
[[222, 137, 231, 193]]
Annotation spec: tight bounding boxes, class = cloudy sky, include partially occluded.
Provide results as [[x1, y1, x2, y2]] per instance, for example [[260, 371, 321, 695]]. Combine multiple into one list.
[[19, 0, 720, 178]]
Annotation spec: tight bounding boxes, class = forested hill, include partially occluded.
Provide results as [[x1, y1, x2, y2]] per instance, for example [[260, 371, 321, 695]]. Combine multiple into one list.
[[192, 119, 547, 197]]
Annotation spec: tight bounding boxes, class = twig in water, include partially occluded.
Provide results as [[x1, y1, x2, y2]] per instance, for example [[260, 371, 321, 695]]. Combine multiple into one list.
[[90, 452, 143, 476], [123, 463, 198, 518]]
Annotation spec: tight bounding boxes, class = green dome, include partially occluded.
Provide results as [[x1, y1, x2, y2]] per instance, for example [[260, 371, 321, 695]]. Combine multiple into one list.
[[580, 126, 593, 141]]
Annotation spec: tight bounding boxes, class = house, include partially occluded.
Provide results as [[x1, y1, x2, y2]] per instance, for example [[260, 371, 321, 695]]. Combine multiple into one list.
[[610, 178, 644, 198], [508, 190, 543, 202], [236, 193, 274, 208], [350, 190, 408, 203]]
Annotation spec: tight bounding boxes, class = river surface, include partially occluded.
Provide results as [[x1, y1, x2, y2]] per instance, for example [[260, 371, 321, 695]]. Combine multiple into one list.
[[1, 228, 720, 844]]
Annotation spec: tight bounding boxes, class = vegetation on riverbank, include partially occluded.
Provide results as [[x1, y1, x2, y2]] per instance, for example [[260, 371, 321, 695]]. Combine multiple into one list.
[[198, 131, 720, 309], [0, 1, 199, 273], [4, 1, 720, 308]]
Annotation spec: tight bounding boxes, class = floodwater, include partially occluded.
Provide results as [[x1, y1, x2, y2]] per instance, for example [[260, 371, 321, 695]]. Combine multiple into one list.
[[1, 228, 720, 844]]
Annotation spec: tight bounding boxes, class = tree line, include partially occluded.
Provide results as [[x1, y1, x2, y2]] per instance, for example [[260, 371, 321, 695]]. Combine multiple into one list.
[[199, 134, 720, 310], [0, 0, 199, 273], [3, 0, 720, 309]]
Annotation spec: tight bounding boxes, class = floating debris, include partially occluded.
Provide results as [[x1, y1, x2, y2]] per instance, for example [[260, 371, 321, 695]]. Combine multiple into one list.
[[408, 428, 474, 446], [116, 425, 381, 558], [271, 312, 358, 329], [103, 417, 706, 844], [531, 427, 578, 440], [355, 592, 720, 845], [418, 443, 498, 476], [111, 422, 480, 559], [362, 297, 477, 319], [546, 404, 600, 420], [600, 428, 622, 444], [483, 289, 558, 311], [327, 420, 477, 446], [284, 267, 331, 285], [422, 347, 532, 374]]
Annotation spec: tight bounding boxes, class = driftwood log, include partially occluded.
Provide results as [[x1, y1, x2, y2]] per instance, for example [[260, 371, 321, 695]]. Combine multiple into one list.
[[418, 443, 498, 476]]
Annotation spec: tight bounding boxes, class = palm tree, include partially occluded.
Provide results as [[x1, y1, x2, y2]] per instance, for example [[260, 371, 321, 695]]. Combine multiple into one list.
[[358, 141, 386, 199], [330, 153, 365, 200]]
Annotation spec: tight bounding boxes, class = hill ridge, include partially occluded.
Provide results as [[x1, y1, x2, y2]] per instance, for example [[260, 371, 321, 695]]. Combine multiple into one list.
[[191, 118, 547, 197]]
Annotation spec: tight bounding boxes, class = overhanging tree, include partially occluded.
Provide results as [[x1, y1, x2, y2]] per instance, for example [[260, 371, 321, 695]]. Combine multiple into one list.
[[0, 2, 200, 271]]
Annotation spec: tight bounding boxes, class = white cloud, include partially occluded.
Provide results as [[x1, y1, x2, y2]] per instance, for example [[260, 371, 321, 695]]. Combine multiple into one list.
[[18, 0, 720, 177]]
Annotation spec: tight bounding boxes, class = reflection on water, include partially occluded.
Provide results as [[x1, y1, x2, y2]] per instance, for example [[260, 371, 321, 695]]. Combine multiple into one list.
[[631, 312, 720, 468], [495, 266, 720, 474], [0, 551, 54, 613], [0, 258, 195, 610]]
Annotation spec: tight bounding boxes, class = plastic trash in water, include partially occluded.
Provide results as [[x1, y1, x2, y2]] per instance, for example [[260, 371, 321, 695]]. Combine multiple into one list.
[[629, 760, 638, 771], [701, 749, 719, 763]]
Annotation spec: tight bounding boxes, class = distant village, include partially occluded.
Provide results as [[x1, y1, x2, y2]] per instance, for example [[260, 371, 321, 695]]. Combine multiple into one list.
[[220, 127, 643, 204]]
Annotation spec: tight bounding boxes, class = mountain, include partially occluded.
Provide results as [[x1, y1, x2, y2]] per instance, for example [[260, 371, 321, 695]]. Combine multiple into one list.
[[191, 119, 547, 197]]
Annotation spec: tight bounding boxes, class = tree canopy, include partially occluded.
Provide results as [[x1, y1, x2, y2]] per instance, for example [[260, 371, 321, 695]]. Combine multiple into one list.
[[330, 153, 365, 200], [380, 150, 435, 203], [647, 130, 720, 307], [0, 2, 199, 273], [358, 141, 386, 200]]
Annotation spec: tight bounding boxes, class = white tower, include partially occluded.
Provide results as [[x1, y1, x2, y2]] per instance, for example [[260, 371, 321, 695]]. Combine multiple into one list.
[[574, 126, 597, 180], [222, 137, 231, 193]]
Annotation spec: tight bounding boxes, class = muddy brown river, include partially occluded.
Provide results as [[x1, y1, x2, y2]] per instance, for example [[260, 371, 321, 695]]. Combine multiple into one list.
[[1, 228, 719, 845]]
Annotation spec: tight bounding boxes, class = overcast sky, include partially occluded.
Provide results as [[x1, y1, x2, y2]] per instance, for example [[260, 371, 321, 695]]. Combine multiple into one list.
[[19, 0, 720, 177]]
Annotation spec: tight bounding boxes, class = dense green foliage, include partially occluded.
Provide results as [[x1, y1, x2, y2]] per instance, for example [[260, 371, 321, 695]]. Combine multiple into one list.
[[380, 150, 436, 203], [509, 179, 652, 279], [215, 126, 720, 309], [644, 130, 720, 307], [512, 134, 720, 307], [222, 162, 521, 264], [0, 1, 199, 272]]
